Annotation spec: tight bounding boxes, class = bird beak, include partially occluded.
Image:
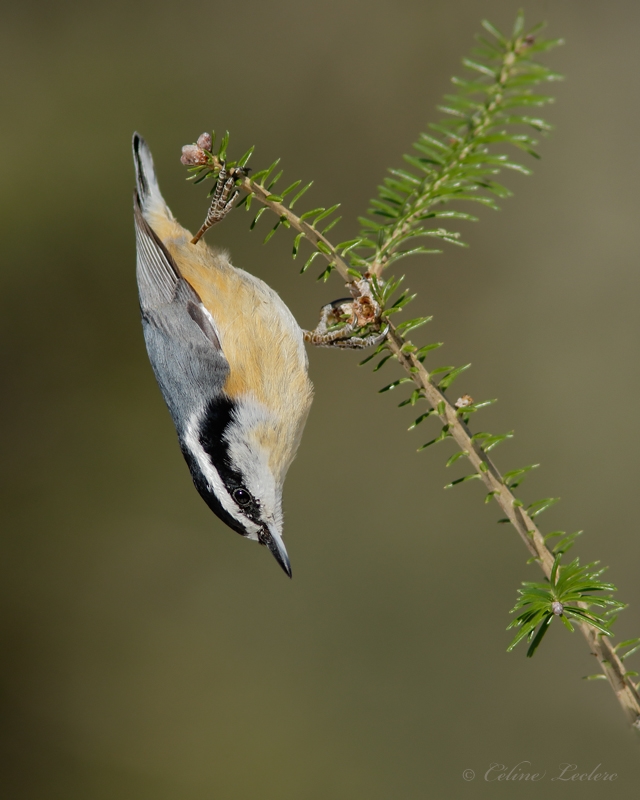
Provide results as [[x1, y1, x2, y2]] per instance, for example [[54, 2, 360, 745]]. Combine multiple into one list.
[[259, 526, 292, 578]]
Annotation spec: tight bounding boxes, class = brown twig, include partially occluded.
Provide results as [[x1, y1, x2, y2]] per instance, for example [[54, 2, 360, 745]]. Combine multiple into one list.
[[194, 159, 353, 284], [190, 162, 640, 726], [384, 320, 640, 727]]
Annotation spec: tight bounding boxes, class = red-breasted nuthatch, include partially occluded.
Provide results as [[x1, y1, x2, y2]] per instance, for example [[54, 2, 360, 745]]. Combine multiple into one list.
[[133, 134, 313, 576]]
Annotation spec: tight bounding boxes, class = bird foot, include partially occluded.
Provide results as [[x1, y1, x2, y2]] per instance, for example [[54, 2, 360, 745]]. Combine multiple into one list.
[[191, 163, 249, 244], [303, 276, 388, 349]]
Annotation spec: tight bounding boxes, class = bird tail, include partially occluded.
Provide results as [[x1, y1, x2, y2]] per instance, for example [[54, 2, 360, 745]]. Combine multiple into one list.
[[132, 133, 174, 225]]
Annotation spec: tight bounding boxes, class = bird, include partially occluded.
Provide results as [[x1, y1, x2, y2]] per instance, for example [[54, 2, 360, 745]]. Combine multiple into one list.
[[132, 133, 314, 577]]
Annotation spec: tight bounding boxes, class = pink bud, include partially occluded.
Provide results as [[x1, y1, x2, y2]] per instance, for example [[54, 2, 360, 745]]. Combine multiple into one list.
[[180, 144, 208, 166], [197, 132, 213, 151]]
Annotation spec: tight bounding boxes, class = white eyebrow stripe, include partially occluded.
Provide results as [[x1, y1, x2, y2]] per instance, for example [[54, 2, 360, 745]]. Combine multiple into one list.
[[183, 413, 260, 540]]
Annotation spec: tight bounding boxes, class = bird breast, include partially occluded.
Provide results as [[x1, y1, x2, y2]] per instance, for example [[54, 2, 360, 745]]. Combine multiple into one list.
[[165, 233, 314, 481]]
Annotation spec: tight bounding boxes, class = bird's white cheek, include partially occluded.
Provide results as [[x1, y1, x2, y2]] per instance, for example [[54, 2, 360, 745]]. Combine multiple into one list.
[[227, 435, 278, 517], [184, 414, 261, 538], [225, 419, 281, 526]]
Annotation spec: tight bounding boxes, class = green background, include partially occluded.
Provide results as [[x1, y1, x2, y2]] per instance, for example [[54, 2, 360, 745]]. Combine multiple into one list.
[[2, 0, 640, 796]]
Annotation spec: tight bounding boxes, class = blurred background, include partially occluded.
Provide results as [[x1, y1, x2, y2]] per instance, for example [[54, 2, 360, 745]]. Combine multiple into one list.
[[2, 0, 640, 796]]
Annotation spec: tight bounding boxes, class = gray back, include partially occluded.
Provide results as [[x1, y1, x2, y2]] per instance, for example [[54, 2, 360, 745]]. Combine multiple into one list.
[[133, 196, 229, 435]]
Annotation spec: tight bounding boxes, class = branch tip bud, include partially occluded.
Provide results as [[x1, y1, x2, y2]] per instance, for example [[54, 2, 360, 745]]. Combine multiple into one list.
[[197, 132, 213, 152], [181, 144, 208, 165]]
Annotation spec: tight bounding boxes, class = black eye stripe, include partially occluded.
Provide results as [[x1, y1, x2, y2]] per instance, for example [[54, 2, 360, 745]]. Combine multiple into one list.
[[195, 397, 262, 525], [180, 447, 247, 538]]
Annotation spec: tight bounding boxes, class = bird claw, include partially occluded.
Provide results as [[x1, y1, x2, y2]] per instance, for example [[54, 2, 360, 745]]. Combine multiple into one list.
[[303, 277, 388, 349]]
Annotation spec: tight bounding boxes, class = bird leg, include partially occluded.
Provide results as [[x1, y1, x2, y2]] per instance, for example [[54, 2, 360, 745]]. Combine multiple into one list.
[[191, 164, 249, 244], [303, 277, 389, 349]]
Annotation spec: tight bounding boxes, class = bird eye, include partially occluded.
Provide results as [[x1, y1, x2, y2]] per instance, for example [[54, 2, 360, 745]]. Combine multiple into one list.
[[232, 488, 251, 506]]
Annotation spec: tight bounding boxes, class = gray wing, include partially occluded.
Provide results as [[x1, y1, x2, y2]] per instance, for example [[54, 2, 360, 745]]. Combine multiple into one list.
[[133, 194, 221, 348], [133, 195, 178, 309], [133, 194, 230, 427]]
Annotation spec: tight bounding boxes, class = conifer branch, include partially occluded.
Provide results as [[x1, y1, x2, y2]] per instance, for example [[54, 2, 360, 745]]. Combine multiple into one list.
[[180, 140, 353, 284], [181, 11, 640, 730], [383, 320, 640, 725], [234, 176, 353, 284], [366, 41, 531, 277]]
